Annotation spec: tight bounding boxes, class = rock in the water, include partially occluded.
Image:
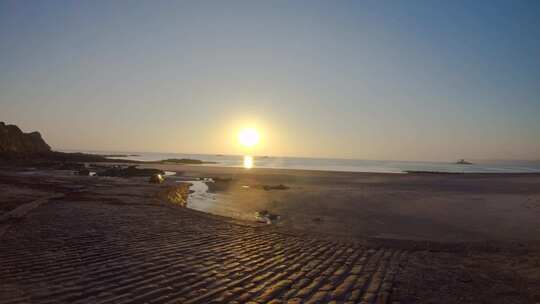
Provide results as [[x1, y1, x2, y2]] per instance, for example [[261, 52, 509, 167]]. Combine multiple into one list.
[[0, 122, 51, 156], [159, 183, 191, 206], [263, 184, 289, 191], [149, 173, 164, 184], [77, 169, 91, 176], [159, 158, 217, 164], [253, 184, 290, 191], [255, 210, 281, 224], [59, 162, 87, 171], [97, 165, 164, 177]]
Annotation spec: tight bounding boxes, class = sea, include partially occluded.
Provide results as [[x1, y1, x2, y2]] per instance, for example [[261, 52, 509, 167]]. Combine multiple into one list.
[[63, 150, 540, 174]]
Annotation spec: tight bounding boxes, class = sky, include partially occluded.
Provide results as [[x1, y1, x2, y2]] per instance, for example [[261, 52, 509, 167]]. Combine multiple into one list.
[[1, 0, 539, 161]]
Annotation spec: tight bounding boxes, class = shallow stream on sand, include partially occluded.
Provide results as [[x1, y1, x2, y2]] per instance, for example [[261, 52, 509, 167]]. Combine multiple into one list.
[[176, 179, 260, 222]]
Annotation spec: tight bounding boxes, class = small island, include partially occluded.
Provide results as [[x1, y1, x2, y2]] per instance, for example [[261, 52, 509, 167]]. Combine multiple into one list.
[[101, 154, 141, 158], [456, 159, 473, 165], [158, 158, 217, 165]]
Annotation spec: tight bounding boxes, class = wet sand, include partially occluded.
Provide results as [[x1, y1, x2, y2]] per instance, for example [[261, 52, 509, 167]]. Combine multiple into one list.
[[1, 165, 540, 303], [141, 164, 540, 242]]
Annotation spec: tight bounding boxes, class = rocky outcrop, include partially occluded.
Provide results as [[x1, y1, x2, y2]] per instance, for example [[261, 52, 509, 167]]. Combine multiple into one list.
[[0, 122, 121, 162], [97, 165, 164, 177], [0, 122, 51, 155], [158, 183, 191, 206], [149, 173, 165, 184], [159, 158, 217, 164]]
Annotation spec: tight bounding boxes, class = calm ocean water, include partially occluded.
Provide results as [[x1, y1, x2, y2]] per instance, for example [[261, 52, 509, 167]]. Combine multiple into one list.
[[64, 150, 540, 174]]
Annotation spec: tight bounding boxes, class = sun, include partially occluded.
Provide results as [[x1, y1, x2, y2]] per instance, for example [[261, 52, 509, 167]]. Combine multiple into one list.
[[238, 128, 260, 148]]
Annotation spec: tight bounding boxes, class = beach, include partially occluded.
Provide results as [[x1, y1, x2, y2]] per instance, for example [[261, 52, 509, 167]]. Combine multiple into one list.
[[142, 164, 540, 242], [1, 162, 539, 303], [3, 1, 539, 302]]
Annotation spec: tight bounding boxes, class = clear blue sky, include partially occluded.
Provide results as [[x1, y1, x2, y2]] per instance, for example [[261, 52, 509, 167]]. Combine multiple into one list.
[[1, 0, 539, 160]]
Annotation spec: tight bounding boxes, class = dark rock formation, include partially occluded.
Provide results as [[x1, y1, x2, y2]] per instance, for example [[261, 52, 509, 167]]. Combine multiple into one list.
[[101, 154, 140, 157], [159, 158, 217, 164], [158, 183, 191, 206], [77, 169, 91, 176], [45, 152, 110, 163], [252, 184, 290, 191], [0, 122, 51, 156], [97, 165, 164, 177], [0, 123, 150, 171], [255, 210, 281, 224], [149, 173, 165, 184], [0, 122, 141, 164]]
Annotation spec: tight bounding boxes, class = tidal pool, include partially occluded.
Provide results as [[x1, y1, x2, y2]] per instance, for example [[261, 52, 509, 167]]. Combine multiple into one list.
[[179, 179, 257, 222]]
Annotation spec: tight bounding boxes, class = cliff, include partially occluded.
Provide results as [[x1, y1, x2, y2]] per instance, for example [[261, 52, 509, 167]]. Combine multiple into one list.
[[0, 122, 51, 156], [0, 122, 144, 164]]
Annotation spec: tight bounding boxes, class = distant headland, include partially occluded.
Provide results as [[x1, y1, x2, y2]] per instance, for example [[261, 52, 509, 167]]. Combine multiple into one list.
[[0, 122, 212, 166]]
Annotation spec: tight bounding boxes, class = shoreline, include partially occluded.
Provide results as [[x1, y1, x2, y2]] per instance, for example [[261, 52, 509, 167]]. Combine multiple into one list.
[[144, 162, 540, 179], [55, 149, 540, 174], [2, 165, 540, 247], [1, 164, 539, 302], [3, 160, 540, 243], [134, 162, 540, 175], [6, 148, 539, 174], [135, 162, 540, 243], [1, 169, 538, 303]]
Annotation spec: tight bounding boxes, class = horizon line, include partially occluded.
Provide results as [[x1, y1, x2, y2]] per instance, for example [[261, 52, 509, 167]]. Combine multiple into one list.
[[57, 148, 540, 164]]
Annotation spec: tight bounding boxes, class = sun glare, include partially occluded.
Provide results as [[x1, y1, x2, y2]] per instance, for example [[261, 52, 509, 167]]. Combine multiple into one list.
[[243, 155, 254, 169], [238, 128, 260, 148]]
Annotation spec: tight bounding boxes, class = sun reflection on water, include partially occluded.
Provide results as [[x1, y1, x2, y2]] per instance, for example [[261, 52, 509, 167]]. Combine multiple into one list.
[[243, 155, 254, 169]]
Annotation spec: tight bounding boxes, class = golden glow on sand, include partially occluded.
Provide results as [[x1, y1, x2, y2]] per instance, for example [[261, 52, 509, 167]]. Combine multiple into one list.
[[238, 128, 260, 148], [243, 155, 254, 169]]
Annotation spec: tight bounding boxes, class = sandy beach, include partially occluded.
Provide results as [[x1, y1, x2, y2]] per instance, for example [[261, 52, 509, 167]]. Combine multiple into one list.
[[141, 164, 540, 242], [3, 1, 540, 302], [2, 162, 540, 303]]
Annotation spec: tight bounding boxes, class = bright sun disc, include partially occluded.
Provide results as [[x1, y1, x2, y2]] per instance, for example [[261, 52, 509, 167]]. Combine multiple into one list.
[[238, 128, 260, 147]]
